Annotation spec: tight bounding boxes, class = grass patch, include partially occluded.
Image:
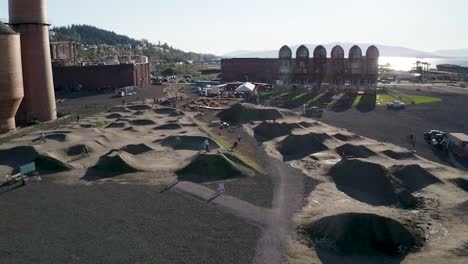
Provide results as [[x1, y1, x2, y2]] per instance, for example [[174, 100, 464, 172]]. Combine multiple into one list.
[[292, 92, 307, 101], [377, 94, 442, 106], [93, 121, 111, 128], [408, 95, 442, 104], [306, 93, 325, 107], [376, 94, 398, 106], [352, 95, 362, 106], [192, 119, 266, 174]]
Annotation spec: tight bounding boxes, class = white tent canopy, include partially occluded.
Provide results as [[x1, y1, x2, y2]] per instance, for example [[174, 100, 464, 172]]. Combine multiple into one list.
[[331, 95, 342, 100], [236, 82, 256, 92]]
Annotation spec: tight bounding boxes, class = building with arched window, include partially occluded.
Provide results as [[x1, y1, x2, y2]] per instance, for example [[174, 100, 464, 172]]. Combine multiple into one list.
[[221, 44, 379, 88]]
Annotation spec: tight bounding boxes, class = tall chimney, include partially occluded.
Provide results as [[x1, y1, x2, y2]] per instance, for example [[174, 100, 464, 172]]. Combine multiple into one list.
[[0, 22, 24, 133], [9, 0, 57, 123]]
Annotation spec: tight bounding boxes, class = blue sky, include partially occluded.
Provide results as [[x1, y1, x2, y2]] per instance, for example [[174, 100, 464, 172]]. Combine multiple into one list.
[[1, 0, 467, 54]]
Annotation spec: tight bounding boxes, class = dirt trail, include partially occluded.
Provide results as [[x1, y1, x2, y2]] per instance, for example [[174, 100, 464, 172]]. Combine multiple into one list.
[[254, 151, 309, 264]]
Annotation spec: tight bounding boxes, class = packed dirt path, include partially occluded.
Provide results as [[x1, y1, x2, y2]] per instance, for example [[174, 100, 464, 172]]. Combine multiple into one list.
[[254, 151, 310, 264]]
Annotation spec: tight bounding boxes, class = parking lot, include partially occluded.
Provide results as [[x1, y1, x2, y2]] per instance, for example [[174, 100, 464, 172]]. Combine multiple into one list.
[[321, 88, 468, 167]]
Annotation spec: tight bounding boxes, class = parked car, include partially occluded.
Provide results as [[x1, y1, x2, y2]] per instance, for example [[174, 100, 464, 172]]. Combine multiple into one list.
[[386, 101, 406, 110], [303, 107, 323, 118], [424, 130, 447, 144]]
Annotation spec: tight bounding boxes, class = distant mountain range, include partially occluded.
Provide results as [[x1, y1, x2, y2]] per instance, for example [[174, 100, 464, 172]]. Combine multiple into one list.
[[222, 43, 468, 59]]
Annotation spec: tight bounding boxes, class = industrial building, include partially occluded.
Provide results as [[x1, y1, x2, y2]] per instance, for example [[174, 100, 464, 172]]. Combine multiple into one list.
[[221, 45, 379, 87], [50, 41, 77, 66], [0, 0, 57, 133], [53, 62, 151, 92]]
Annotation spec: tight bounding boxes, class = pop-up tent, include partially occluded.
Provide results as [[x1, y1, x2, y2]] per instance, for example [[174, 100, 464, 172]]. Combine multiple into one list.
[[236, 82, 256, 92], [331, 95, 342, 100]]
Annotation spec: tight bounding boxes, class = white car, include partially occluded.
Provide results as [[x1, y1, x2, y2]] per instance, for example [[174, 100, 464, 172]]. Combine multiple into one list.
[[386, 101, 406, 110]]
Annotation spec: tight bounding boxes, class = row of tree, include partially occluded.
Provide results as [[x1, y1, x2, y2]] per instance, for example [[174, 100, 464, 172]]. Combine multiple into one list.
[[52, 24, 218, 63]]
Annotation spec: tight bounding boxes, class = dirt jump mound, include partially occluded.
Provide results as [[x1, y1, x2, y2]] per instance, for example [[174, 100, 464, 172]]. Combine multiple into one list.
[[120, 144, 154, 155], [217, 103, 286, 123], [107, 122, 127, 128], [329, 159, 416, 207], [333, 133, 361, 142], [154, 124, 183, 130], [106, 113, 123, 119], [130, 119, 156, 126], [302, 213, 419, 258], [336, 144, 377, 159], [35, 154, 73, 172], [154, 108, 184, 117], [0, 146, 40, 169], [158, 136, 219, 151], [450, 178, 468, 192], [92, 151, 142, 174], [127, 104, 152, 111], [277, 133, 330, 161], [382, 150, 416, 160], [66, 144, 93, 156], [110, 107, 131, 113], [390, 165, 443, 192], [254, 122, 291, 141], [177, 154, 249, 182]]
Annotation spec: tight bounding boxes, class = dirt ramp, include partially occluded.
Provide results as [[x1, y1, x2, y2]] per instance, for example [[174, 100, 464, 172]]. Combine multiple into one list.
[[254, 122, 291, 141], [158, 136, 219, 151], [217, 103, 286, 123], [177, 154, 249, 182], [390, 165, 443, 192], [329, 159, 411, 206], [130, 119, 156, 126], [154, 108, 184, 116], [106, 113, 123, 119], [154, 124, 183, 130], [35, 154, 73, 172], [66, 144, 94, 156], [333, 133, 361, 142], [120, 144, 154, 155], [127, 104, 152, 111], [277, 133, 330, 161], [92, 151, 141, 174], [449, 178, 468, 192], [110, 107, 132, 113], [383, 150, 416, 160], [107, 122, 127, 128], [336, 144, 377, 159], [0, 146, 40, 168], [302, 213, 419, 258]]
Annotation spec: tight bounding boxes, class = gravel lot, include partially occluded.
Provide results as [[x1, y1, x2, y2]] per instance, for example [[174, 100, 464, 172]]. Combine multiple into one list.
[[321, 89, 468, 166], [0, 183, 260, 264]]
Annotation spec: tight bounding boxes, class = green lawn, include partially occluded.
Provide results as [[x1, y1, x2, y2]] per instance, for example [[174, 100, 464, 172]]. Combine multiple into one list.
[[376, 94, 441, 106], [305, 93, 325, 107], [408, 95, 442, 104], [352, 95, 362, 106], [292, 92, 307, 101]]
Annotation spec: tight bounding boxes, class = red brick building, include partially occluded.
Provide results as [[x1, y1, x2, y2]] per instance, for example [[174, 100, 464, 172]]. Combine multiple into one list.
[[222, 45, 379, 87], [221, 58, 279, 83], [53, 63, 151, 91]]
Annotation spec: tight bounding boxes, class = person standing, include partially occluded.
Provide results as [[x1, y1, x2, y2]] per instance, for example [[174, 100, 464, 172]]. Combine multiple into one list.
[[204, 139, 210, 152], [41, 133, 46, 143]]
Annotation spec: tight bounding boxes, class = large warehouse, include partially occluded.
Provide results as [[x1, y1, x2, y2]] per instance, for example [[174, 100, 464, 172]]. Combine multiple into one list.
[[221, 45, 379, 87]]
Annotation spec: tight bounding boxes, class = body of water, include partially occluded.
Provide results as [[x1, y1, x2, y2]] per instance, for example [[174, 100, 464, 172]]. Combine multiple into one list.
[[379, 56, 468, 71]]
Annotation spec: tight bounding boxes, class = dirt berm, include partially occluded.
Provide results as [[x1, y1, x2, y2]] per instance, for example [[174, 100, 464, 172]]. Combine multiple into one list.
[[329, 159, 416, 207], [254, 122, 291, 141], [390, 164, 443, 192], [301, 213, 421, 258], [92, 151, 148, 174], [336, 144, 377, 158], [158, 136, 219, 151], [277, 133, 330, 161], [217, 103, 295, 123], [177, 153, 253, 183], [0, 146, 72, 173]]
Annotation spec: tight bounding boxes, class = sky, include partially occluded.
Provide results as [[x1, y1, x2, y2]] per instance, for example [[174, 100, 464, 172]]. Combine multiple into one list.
[[1, 0, 467, 55]]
